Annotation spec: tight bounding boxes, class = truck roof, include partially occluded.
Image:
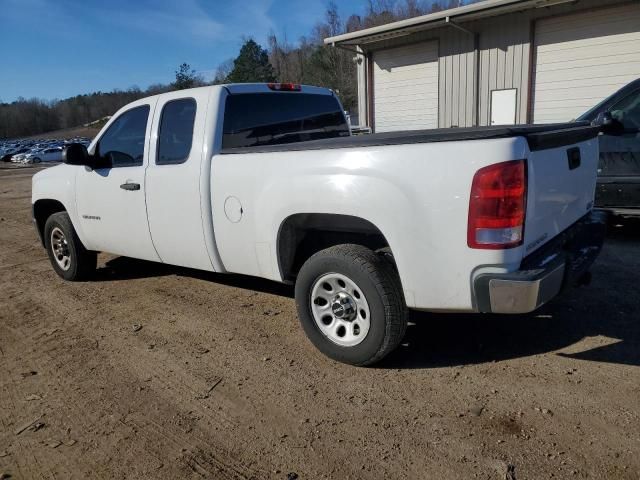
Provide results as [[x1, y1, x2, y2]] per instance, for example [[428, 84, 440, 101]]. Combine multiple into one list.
[[143, 83, 335, 102]]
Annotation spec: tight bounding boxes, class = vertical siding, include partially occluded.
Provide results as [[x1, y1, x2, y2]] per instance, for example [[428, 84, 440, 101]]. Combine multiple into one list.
[[477, 15, 531, 125], [436, 15, 533, 127], [520, 41, 531, 123], [437, 27, 476, 127], [356, 47, 368, 126]]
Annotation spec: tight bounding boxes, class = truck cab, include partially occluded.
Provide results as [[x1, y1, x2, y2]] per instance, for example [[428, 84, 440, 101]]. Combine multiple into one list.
[[33, 84, 350, 272]]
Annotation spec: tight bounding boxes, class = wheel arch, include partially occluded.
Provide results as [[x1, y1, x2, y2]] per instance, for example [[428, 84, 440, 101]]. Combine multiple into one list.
[[276, 213, 394, 282], [33, 199, 67, 247]]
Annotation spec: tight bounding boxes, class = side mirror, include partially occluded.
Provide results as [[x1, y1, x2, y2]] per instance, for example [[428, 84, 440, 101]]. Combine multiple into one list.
[[593, 111, 625, 136], [62, 143, 95, 167]]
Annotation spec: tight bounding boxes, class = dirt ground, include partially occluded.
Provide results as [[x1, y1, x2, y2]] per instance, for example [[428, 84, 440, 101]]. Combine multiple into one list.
[[0, 166, 639, 480]]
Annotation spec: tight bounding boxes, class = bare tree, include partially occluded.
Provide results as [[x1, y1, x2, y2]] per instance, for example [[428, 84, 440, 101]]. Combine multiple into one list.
[[212, 59, 234, 84]]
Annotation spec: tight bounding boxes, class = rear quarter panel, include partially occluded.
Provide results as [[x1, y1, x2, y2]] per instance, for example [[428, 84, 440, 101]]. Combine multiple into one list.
[[211, 137, 530, 311]]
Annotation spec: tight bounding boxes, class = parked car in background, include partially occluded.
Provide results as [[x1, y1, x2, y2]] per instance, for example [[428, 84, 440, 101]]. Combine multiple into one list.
[[1, 147, 30, 162], [1, 137, 92, 167], [11, 152, 31, 163], [579, 78, 640, 216], [24, 146, 64, 163], [15, 149, 44, 163]]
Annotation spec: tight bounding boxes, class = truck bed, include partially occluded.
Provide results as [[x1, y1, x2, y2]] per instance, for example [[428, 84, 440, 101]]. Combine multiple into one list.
[[220, 121, 600, 154]]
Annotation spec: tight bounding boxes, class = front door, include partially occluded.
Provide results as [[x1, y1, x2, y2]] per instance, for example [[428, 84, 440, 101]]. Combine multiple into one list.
[[75, 102, 160, 262]]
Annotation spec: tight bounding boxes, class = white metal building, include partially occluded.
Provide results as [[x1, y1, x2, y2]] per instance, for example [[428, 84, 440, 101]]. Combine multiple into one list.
[[325, 0, 640, 132]]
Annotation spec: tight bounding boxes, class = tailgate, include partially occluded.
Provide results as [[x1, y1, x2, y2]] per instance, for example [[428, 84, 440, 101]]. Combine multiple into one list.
[[523, 127, 600, 255]]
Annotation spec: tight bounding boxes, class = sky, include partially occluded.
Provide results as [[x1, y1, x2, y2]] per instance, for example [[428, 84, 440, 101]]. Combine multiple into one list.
[[0, 0, 365, 102]]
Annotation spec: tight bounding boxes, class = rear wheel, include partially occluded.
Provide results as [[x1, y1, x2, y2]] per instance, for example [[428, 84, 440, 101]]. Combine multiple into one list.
[[44, 212, 96, 281], [295, 244, 408, 366], [32, 157, 41, 164]]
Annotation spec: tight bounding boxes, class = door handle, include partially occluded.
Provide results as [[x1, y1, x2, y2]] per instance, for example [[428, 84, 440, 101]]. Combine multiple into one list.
[[120, 182, 140, 191], [567, 147, 581, 170]]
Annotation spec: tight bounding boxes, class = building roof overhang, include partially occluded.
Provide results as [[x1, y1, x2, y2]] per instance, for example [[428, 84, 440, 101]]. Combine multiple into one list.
[[324, 0, 576, 47]]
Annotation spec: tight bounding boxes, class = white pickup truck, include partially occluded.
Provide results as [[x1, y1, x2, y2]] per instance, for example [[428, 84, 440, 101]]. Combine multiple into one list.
[[32, 83, 607, 365]]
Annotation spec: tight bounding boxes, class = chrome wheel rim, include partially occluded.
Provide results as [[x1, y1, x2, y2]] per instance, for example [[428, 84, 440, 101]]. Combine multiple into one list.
[[310, 272, 371, 347], [50, 227, 71, 271]]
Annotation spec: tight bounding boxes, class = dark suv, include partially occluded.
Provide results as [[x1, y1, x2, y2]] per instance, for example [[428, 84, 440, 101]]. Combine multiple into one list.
[[579, 79, 640, 216]]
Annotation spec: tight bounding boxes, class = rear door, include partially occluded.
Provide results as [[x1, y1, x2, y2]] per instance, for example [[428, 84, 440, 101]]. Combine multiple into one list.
[[145, 90, 214, 270]]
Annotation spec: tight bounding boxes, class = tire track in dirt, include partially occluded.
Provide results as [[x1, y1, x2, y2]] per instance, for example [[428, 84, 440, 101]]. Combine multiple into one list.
[[0, 295, 112, 479], [1, 265, 269, 478]]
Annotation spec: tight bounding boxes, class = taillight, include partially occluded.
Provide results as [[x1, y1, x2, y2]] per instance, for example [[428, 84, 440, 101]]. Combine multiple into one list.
[[467, 160, 527, 249], [267, 83, 301, 91]]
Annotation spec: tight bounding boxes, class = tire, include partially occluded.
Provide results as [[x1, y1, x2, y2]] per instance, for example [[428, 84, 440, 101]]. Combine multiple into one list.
[[44, 212, 96, 281], [295, 244, 408, 366], [32, 157, 41, 164], [376, 246, 397, 271]]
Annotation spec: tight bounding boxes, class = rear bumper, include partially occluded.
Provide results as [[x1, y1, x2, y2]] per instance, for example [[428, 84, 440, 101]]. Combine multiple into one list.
[[473, 210, 607, 314]]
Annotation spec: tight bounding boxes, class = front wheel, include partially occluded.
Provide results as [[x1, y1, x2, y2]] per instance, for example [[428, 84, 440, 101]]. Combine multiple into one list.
[[295, 244, 408, 366], [44, 212, 97, 281]]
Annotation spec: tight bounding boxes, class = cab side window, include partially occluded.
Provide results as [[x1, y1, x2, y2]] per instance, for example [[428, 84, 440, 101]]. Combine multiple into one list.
[[157, 98, 197, 165], [610, 88, 640, 131], [97, 105, 150, 168]]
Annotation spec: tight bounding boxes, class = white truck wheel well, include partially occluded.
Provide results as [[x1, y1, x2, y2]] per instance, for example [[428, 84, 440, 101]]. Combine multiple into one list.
[[33, 199, 67, 246], [277, 213, 391, 282]]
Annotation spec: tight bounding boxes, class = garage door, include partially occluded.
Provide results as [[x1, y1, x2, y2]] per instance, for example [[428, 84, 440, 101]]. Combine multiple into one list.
[[533, 3, 640, 123], [373, 42, 439, 132]]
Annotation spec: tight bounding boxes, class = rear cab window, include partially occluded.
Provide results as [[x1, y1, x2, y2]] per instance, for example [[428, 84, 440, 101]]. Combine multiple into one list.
[[222, 92, 350, 150], [157, 98, 197, 165]]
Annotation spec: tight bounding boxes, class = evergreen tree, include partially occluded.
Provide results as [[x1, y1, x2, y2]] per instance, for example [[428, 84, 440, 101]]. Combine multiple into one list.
[[173, 63, 198, 90], [226, 40, 276, 83]]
